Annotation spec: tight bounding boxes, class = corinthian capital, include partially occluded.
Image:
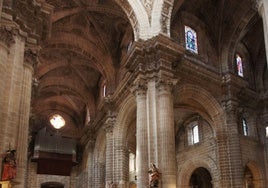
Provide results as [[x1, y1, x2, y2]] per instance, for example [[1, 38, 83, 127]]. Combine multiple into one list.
[[156, 77, 177, 94]]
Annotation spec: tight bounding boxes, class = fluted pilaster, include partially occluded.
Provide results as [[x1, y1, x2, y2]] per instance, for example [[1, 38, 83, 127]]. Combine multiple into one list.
[[133, 80, 149, 188], [0, 26, 14, 156], [15, 49, 37, 187], [94, 162, 105, 188], [156, 78, 177, 188], [104, 115, 116, 187]]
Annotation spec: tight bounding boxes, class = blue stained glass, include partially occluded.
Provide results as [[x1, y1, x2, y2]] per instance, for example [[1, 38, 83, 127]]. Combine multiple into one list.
[[185, 26, 198, 54]]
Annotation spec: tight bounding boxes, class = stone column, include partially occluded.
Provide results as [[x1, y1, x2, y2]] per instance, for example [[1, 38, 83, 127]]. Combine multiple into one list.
[[156, 78, 177, 188], [0, 27, 14, 154], [86, 132, 95, 188], [15, 49, 37, 187], [258, 0, 268, 66], [94, 162, 105, 188], [219, 101, 244, 188], [134, 81, 149, 188], [104, 116, 116, 187], [113, 145, 128, 188]]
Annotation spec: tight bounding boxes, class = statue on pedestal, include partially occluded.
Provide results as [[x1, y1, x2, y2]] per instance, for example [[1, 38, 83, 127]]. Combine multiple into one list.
[[1, 150, 16, 181], [148, 163, 161, 187]]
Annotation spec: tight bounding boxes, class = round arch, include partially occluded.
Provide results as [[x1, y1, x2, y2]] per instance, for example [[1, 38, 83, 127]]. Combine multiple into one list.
[[175, 84, 224, 132], [114, 0, 140, 40], [245, 161, 266, 188], [113, 94, 136, 146], [41, 182, 64, 188], [177, 158, 219, 187]]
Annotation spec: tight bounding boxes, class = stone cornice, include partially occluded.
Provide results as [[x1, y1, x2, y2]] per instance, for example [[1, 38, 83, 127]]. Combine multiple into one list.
[[124, 34, 184, 74]]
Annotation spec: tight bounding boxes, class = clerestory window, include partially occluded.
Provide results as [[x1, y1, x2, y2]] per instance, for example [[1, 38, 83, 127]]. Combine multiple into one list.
[[236, 54, 244, 77], [185, 26, 198, 54], [242, 118, 248, 136], [192, 124, 200, 144]]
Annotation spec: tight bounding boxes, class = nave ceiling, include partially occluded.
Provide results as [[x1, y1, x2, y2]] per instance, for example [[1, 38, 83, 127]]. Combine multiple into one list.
[[22, 0, 266, 149]]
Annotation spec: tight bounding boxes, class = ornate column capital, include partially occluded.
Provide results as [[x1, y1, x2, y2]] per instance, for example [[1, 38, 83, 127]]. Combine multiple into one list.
[[156, 77, 178, 95], [24, 49, 39, 69], [0, 26, 15, 48], [104, 114, 117, 133], [131, 77, 147, 98]]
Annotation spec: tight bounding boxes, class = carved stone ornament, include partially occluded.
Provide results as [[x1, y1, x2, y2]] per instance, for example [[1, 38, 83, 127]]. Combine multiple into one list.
[[24, 49, 38, 68], [0, 27, 15, 47], [142, 0, 153, 21]]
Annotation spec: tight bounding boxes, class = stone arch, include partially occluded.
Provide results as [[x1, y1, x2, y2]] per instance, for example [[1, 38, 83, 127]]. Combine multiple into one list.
[[93, 130, 106, 165], [113, 94, 136, 183], [117, 0, 176, 40], [177, 158, 219, 187], [113, 0, 143, 40], [158, 0, 177, 36], [39, 178, 68, 188], [114, 94, 136, 146], [41, 182, 64, 188], [222, 5, 258, 73], [175, 84, 224, 132], [245, 161, 266, 188]]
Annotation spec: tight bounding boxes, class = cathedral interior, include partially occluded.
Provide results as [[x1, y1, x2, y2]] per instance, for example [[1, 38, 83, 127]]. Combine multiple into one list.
[[0, 0, 268, 187]]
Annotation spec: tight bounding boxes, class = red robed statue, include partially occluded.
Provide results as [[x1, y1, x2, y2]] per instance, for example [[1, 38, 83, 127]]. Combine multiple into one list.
[[148, 163, 161, 187], [1, 150, 16, 181]]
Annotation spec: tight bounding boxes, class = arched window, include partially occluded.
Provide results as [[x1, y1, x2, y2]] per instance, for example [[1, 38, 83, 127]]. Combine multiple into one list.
[[236, 54, 244, 77], [242, 118, 248, 136], [185, 26, 198, 54], [192, 124, 200, 144], [103, 84, 107, 97], [266, 126, 268, 138]]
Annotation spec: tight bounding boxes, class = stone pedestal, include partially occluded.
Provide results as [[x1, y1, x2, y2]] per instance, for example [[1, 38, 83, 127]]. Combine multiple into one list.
[[0, 181, 11, 188]]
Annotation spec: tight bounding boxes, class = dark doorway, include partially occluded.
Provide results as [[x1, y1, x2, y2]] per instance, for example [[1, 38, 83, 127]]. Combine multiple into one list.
[[190, 167, 212, 188], [41, 182, 64, 188], [244, 166, 254, 188]]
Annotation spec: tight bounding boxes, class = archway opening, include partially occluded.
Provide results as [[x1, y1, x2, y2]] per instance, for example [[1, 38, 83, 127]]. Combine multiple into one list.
[[244, 166, 254, 188], [41, 182, 64, 188], [189, 167, 212, 188]]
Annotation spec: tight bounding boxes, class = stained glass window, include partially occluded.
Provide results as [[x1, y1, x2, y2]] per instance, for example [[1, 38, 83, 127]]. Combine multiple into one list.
[[236, 54, 244, 77], [185, 26, 198, 54]]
